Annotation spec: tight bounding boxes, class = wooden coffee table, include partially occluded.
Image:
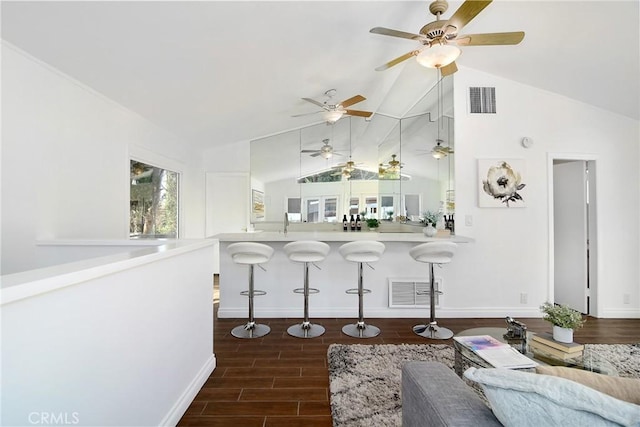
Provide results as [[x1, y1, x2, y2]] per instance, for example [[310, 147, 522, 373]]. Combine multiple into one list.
[[453, 327, 618, 377]]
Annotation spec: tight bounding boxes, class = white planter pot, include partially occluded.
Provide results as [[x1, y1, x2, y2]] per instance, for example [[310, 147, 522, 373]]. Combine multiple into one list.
[[423, 224, 437, 237], [552, 325, 573, 343]]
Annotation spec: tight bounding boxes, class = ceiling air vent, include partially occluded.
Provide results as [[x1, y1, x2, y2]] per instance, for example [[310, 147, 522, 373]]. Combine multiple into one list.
[[469, 87, 496, 114], [388, 277, 441, 308]]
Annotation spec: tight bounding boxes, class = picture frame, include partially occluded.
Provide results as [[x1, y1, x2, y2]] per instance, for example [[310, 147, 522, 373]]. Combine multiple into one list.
[[252, 189, 265, 220], [478, 159, 526, 208]]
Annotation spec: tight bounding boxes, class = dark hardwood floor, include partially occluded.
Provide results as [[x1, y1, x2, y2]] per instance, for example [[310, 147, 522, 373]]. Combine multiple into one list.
[[178, 281, 640, 427]]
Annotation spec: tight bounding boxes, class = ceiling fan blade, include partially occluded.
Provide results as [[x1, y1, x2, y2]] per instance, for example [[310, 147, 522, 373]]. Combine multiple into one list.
[[344, 109, 373, 118], [310, 152, 322, 157], [302, 97, 327, 109], [370, 26, 424, 41], [375, 50, 419, 71], [445, 0, 492, 34], [301, 149, 321, 153], [456, 31, 525, 46], [440, 61, 458, 76], [340, 95, 365, 108]]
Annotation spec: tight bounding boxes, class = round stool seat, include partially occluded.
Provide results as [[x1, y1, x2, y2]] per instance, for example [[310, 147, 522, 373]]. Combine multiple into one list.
[[284, 241, 330, 263], [339, 241, 385, 263], [410, 241, 457, 264], [228, 242, 274, 265]]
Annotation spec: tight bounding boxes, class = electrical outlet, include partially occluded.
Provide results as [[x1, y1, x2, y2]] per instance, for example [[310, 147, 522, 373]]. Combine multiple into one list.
[[465, 215, 473, 226], [623, 294, 631, 304], [520, 293, 528, 304]]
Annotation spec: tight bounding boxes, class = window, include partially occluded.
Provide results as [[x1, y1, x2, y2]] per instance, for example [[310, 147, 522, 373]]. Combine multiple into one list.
[[349, 197, 360, 216], [365, 196, 378, 218], [286, 197, 302, 222], [380, 195, 395, 219], [130, 160, 179, 238], [300, 196, 339, 223]]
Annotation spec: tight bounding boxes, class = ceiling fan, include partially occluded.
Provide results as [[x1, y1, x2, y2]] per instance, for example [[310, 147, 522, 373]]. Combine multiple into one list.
[[432, 139, 454, 159], [416, 139, 454, 158], [370, 0, 525, 76], [301, 139, 344, 159], [292, 89, 373, 124], [381, 154, 404, 172]]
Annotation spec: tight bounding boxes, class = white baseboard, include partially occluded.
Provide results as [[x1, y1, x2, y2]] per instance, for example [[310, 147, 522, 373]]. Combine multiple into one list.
[[599, 308, 640, 319], [217, 306, 545, 319], [160, 354, 216, 426]]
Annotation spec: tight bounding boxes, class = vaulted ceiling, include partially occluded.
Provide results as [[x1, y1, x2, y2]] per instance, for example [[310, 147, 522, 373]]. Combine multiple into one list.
[[2, 0, 638, 153]]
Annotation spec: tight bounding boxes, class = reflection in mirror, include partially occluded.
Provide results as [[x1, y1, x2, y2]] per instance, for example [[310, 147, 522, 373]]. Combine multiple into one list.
[[249, 75, 454, 229]]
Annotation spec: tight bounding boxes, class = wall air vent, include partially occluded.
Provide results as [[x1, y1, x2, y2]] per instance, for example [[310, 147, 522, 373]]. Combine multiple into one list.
[[388, 277, 442, 308], [469, 87, 496, 114]]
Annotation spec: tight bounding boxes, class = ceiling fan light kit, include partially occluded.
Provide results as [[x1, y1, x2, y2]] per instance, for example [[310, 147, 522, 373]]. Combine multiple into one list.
[[324, 110, 344, 124], [416, 43, 461, 69]]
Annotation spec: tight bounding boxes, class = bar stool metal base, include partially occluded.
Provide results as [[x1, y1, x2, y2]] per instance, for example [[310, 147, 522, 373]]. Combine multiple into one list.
[[287, 321, 325, 338], [342, 322, 381, 338], [413, 322, 454, 340], [231, 322, 271, 339]]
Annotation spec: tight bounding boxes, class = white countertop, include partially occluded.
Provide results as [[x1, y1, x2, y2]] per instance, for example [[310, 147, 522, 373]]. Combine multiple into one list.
[[213, 231, 473, 243], [0, 239, 216, 304]]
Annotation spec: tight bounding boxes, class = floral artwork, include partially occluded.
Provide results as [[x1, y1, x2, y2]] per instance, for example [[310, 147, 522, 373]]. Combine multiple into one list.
[[478, 159, 526, 207]]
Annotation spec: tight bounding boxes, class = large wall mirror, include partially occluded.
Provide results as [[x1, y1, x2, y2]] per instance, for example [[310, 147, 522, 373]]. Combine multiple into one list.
[[250, 76, 454, 227]]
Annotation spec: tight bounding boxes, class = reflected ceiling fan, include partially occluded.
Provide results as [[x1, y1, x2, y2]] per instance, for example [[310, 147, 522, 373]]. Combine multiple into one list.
[[301, 139, 344, 159], [431, 139, 454, 159], [331, 159, 363, 180], [417, 139, 454, 158], [380, 154, 404, 173], [292, 89, 373, 123], [370, 0, 524, 76]]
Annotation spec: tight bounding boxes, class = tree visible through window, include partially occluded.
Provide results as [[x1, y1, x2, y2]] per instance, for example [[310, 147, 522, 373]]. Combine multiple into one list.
[[130, 160, 179, 238]]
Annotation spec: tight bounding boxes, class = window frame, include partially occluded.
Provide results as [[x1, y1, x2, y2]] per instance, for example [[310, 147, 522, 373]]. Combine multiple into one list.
[[129, 150, 183, 239]]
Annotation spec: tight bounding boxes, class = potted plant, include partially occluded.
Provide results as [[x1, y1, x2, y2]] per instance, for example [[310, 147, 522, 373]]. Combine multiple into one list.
[[421, 210, 442, 237], [540, 302, 586, 343], [421, 210, 442, 227], [365, 218, 380, 231]]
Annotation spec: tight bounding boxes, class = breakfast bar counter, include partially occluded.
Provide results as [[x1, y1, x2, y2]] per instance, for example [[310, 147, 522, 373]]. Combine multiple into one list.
[[214, 230, 473, 243], [215, 231, 473, 320]]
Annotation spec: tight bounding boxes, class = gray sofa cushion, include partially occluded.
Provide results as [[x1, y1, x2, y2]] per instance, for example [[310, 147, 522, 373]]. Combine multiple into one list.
[[402, 361, 502, 427]]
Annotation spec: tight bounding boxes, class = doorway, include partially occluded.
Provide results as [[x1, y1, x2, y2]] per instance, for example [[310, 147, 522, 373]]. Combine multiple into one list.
[[549, 155, 598, 316]]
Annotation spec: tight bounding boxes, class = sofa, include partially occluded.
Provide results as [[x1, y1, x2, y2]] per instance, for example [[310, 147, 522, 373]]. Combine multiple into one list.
[[402, 361, 640, 427]]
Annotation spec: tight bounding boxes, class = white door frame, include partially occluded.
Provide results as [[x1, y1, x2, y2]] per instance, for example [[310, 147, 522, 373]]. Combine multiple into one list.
[[547, 153, 599, 316]]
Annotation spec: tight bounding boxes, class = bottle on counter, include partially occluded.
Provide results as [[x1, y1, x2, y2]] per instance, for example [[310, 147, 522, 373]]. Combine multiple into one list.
[[350, 214, 356, 231], [445, 214, 455, 235], [343, 215, 348, 232], [356, 214, 362, 231]]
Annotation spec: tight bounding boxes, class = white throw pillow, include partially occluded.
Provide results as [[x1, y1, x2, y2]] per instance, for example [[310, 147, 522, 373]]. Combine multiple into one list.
[[464, 367, 640, 427]]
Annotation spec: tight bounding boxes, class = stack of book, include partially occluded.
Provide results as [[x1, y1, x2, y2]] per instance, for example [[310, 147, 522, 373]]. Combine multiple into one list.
[[530, 332, 584, 361], [454, 335, 538, 369]]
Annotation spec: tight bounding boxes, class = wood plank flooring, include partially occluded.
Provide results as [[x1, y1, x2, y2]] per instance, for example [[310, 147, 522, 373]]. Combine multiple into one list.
[[178, 283, 640, 427]]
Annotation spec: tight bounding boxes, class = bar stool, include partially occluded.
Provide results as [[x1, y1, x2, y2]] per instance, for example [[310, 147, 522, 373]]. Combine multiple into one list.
[[227, 242, 274, 339], [339, 240, 386, 338], [409, 241, 457, 339], [284, 240, 330, 338]]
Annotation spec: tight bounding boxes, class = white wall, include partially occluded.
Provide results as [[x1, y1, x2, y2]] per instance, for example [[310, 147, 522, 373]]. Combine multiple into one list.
[[1, 43, 206, 274], [452, 66, 639, 318], [1, 242, 215, 426]]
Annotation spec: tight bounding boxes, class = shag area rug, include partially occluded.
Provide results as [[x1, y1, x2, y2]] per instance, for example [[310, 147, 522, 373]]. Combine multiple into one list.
[[327, 343, 640, 427]]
